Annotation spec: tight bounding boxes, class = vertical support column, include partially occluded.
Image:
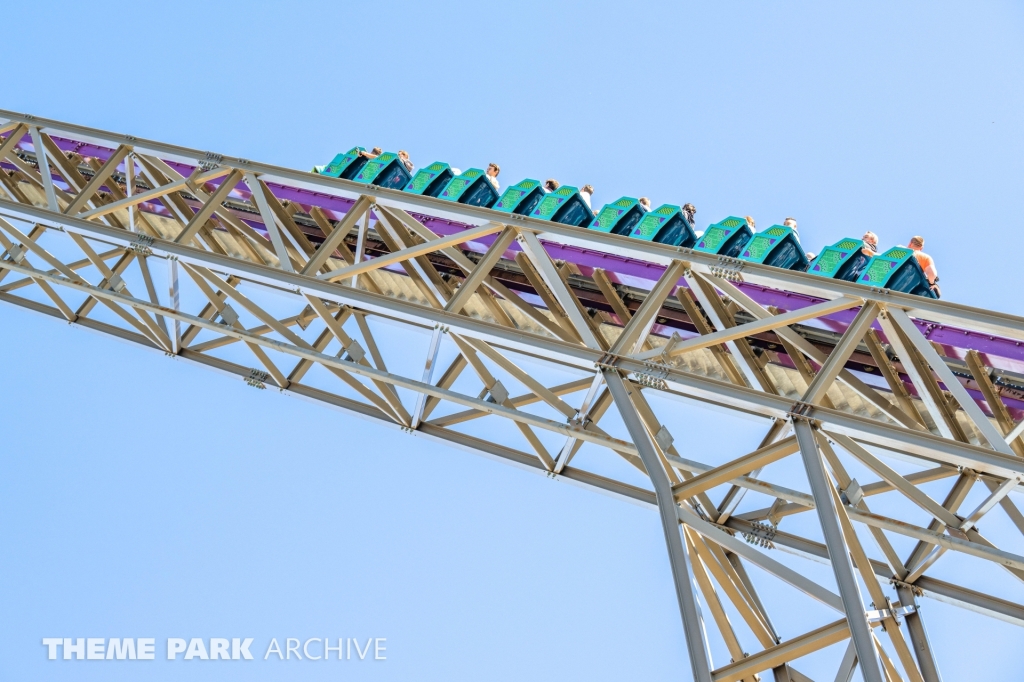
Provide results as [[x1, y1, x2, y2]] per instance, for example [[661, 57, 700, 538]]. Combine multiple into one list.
[[833, 641, 858, 682], [894, 584, 943, 682], [604, 370, 713, 682], [28, 126, 59, 211], [684, 271, 772, 391], [792, 418, 884, 682], [245, 171, 294, 272], [167, 255, 182, 354], [411, 324, 445, 429], [373, 211, 450, 306], [717, 419, 789, 523], [517, 230, 603, 350], [887, 306, 1015, 454], [126, 152, 136, 233], [553, 372, 605, 473], [876, 311, 956, 440], [351, 208, 370, 288], [137, 253, 169, 341], [609, 260, 685, 355]]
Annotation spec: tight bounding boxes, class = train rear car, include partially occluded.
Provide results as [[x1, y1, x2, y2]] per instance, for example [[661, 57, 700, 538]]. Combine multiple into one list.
[[316, 147, 368, 179]]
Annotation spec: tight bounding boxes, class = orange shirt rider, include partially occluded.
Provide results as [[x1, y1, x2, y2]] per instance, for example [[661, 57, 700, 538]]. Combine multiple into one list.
[[908, 236, 939, 296]]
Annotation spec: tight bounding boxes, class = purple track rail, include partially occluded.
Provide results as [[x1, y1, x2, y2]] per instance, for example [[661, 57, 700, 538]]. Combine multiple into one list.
[[16, 134, 1024, 376]]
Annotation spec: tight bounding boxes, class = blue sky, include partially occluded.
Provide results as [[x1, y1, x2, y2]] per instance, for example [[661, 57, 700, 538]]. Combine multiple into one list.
[[1, 2, 1023, 680]]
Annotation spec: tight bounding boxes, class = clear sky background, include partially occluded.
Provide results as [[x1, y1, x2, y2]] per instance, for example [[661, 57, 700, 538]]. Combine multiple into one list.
[[1, 2, 1023, 680]]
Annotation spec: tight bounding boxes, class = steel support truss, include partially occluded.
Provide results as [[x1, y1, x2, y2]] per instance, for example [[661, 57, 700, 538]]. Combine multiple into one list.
[[1, 111, 1023, 680]]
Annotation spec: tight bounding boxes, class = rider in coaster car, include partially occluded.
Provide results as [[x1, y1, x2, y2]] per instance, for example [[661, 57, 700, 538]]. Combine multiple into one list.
[[485, 163, 500, 190], [908, 235, 940, 298], [580, 184, 594, 208], [398, 150, 414, 172]]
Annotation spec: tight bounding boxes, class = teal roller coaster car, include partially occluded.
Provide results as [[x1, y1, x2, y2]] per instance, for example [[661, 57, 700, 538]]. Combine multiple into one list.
[[529, 185, 595, 227], [493, 179, 545, 215], [349, 151, 411, 189], [857, 247, 937, 298], [437, 169, 500, 208], [590, 197, 646, 235], [808, 238, 873, 282], [404, 162, 455, 198], [693, 216, 754, 257], [315, 147, 368, 179], [738, 225, 808, 271], [627, 204, 696, 247]]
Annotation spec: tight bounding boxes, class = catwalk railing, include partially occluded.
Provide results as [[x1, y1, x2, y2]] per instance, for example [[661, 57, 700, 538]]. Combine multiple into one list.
[[1, 110, 1022, 682]]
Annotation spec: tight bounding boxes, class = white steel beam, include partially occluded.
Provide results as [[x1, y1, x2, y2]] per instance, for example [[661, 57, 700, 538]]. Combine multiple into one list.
[[245, 171, 294, 272], [793, 418, 884, 682], [604, 370, 713, 682], [28, 126, 58, 211], [887, 306, 1016, 454], [636, 296, 863, 362], [517, 230, 602, 350]]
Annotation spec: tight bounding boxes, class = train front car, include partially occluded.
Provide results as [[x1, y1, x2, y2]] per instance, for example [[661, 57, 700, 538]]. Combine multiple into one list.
[[858, 246, 938, 298], [315, 147, 368, 179]]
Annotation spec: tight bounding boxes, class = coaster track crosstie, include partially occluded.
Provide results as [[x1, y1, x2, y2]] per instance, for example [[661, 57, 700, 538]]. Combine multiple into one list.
[[1, 111, 1022, 681]]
